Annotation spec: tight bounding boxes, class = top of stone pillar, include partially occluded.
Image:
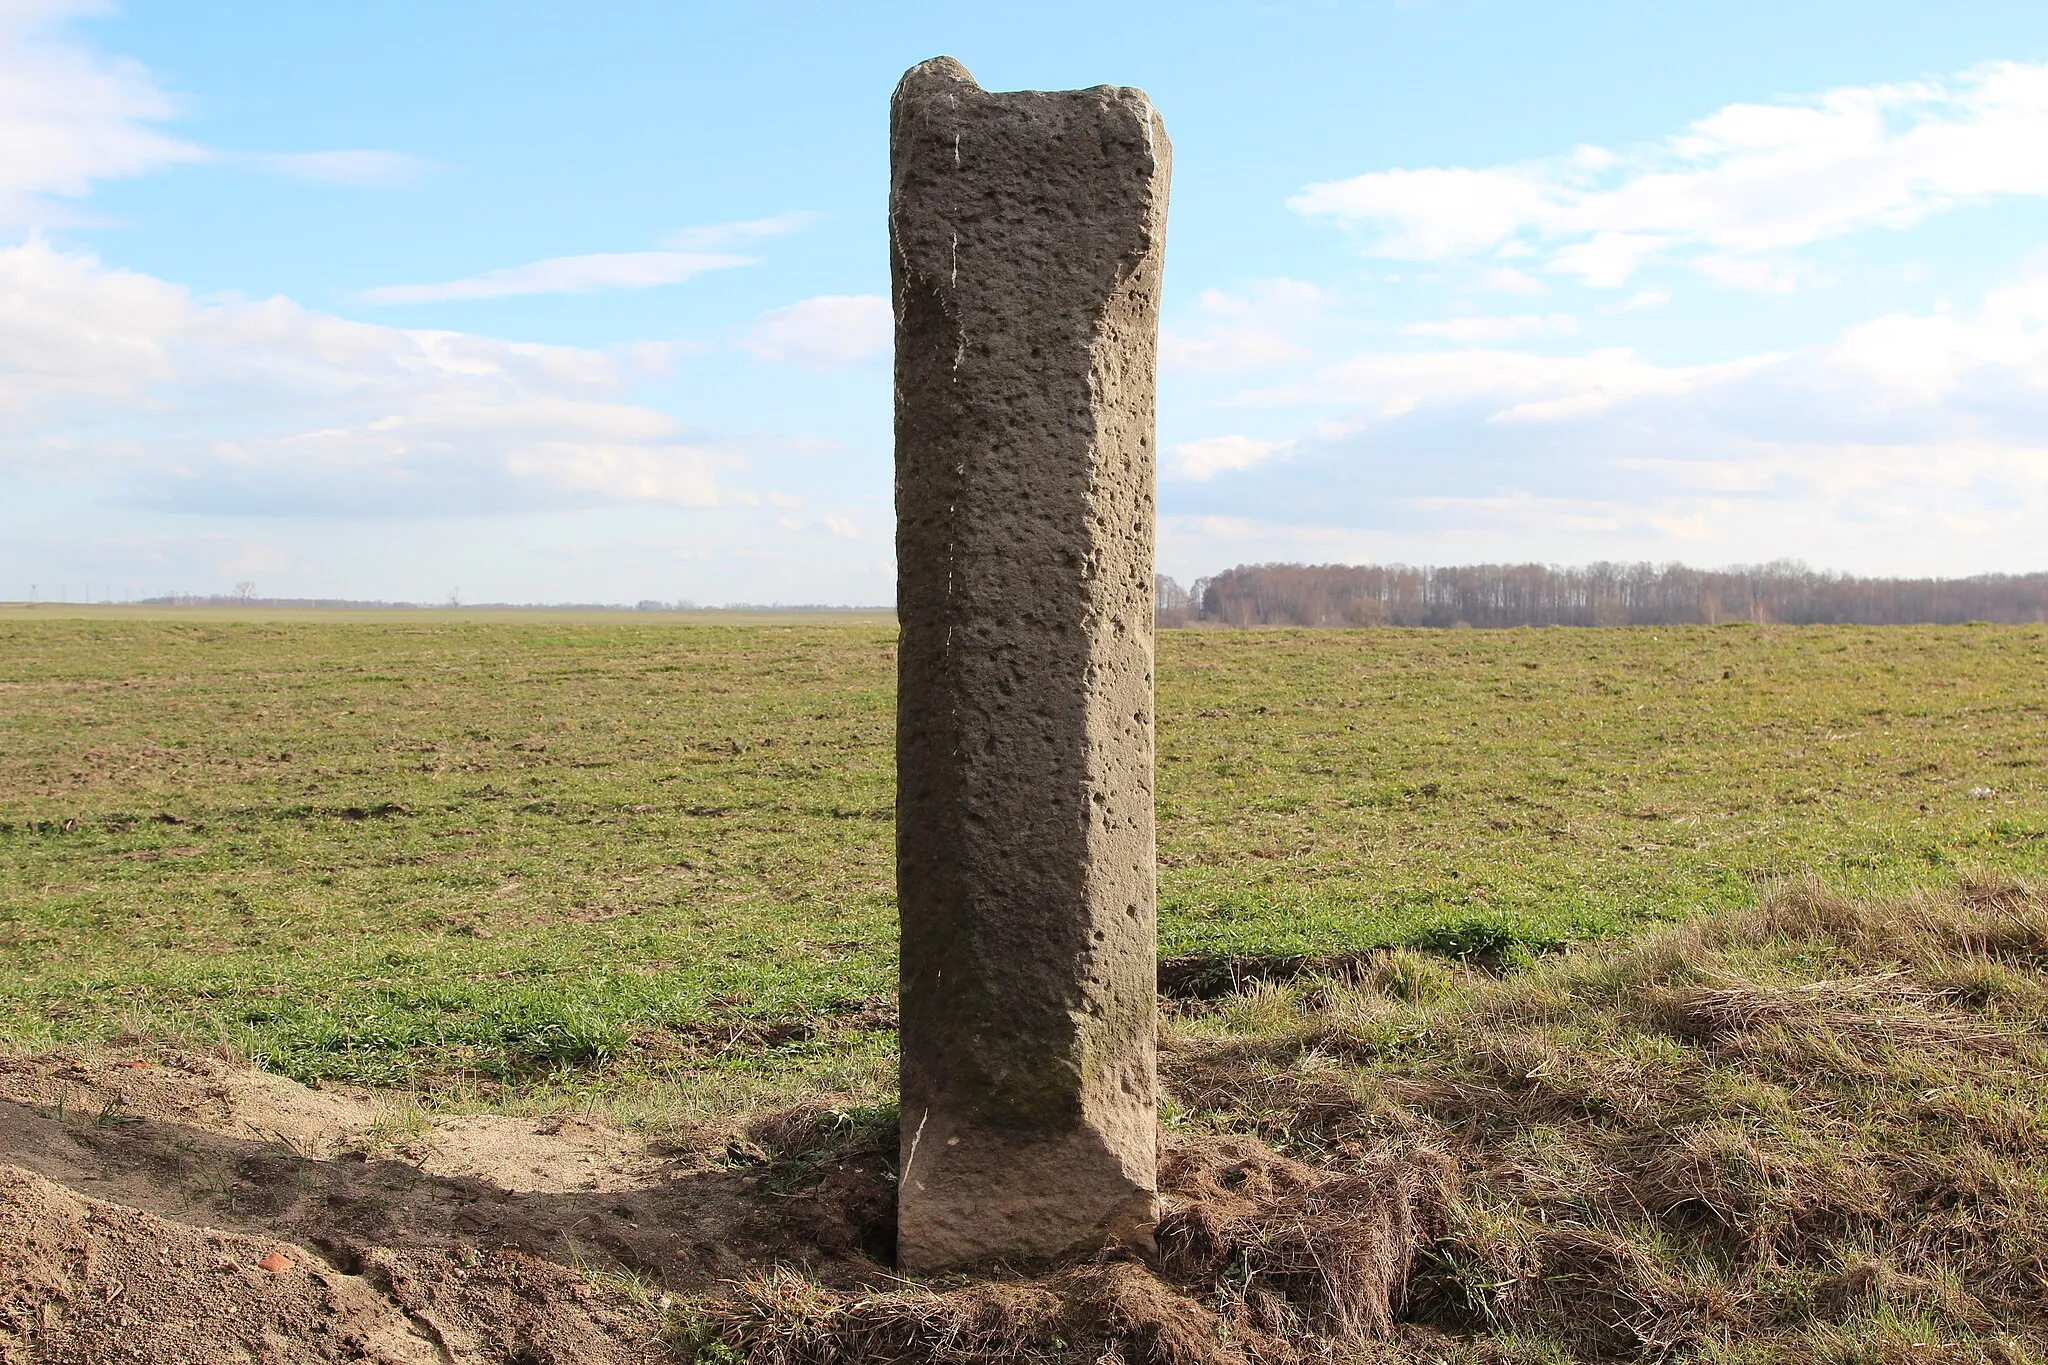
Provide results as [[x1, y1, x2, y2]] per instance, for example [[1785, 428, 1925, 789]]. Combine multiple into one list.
[[889, 56, 1169, 326]]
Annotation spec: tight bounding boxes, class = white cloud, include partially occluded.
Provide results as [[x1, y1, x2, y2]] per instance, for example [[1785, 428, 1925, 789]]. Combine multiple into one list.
[[505, 441, 718, 506], [1162, 278, 1321, 374], [737, 294, 890, 368], [360, 248, 754, 305], [1290, 59, 2048, 287], [1169, 435, 1290, 481], [1467, 266, 1548, 296], [1295, 166, 1554, 259], [1168, 256, 2048, 573], [1690, 254, 1816, 293], [1402, 313, 1580, 342], [1545, 232, 1666, 288], [0, 239, 731, 513], [1819, 262, 2048, 399]]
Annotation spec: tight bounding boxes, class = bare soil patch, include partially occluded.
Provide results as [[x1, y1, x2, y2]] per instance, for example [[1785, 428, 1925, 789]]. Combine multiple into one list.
[[0, 1049, 764, 1363]]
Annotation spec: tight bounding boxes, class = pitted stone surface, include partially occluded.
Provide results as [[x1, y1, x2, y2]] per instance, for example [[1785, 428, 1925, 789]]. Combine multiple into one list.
[[891, 56, 1171, 1272]]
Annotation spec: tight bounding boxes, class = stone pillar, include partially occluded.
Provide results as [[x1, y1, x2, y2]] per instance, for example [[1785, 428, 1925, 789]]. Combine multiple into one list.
[[891, 57, 1171, 1273]]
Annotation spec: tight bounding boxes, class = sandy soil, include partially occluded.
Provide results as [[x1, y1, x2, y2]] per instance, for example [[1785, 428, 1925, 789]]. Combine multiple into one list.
[[0, 1048, 808, 1364]]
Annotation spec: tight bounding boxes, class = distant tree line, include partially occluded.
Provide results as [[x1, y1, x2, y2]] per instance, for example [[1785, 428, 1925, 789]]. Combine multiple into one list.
[[138, 594, 423, 609], [130, 595, 885, 613], [1155, 562, 2048, 629]]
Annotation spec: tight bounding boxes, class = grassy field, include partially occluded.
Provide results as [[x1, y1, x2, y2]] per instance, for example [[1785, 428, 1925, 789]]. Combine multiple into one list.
[[2, 610, 2044, 1098]]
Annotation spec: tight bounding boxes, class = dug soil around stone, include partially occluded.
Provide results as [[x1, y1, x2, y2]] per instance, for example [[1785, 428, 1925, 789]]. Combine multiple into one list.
[[0, 1048, 785, 1363], [0, 1048, 1445, 1364]]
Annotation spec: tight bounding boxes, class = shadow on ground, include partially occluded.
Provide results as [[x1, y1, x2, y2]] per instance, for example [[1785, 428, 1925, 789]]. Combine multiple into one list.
[[0, 1051, 812, 1363]]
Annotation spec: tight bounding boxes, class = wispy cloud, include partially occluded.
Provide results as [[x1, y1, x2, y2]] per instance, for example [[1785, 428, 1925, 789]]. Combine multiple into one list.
[[736, 294, 890, 368], [357, 213, 822, 305], [0, 0, 204, 225], [1246, 344, 1782, 423], [235, 149, 436, 187], [1290, 60, 2048, 288], [0, 3, 443, 222], [360, 248, 755, 305], [662, 211, 819, 250]]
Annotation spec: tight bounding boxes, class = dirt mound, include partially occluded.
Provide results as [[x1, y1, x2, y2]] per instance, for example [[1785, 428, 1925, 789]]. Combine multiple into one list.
[[0, 1051, 662, 1194], [0, 1049, 372, 1158], [0, 1163, 444, 1364], [0, 1049, 781, 1363], [0, 1160, 672, 1364]]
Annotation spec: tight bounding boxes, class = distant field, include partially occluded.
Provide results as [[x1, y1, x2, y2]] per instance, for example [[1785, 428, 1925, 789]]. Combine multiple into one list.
[[1, 613, 2043, 1091]]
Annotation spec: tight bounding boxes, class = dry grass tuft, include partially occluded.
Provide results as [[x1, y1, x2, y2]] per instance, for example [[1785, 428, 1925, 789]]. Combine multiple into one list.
[[701, 1268, 1066, 1365], [1288, 878, 2048, 1360], [1156, 1137, 1452, 1344], [695, 1261, 1253, 1364]]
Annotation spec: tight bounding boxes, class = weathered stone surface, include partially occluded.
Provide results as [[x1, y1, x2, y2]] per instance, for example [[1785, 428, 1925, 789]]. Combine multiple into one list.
[[891, 56, 1171, 1273]]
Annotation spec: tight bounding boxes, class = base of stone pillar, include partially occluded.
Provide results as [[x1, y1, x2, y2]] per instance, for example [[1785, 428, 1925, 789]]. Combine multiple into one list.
[[896, 1108, 1159, 1272]]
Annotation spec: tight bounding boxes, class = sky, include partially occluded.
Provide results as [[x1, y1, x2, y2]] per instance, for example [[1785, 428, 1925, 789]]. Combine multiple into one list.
[[6, 1, 2048, 605]]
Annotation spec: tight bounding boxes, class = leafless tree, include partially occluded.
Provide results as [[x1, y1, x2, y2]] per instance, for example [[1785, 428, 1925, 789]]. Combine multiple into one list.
[[1155, 574, 1193, 629]]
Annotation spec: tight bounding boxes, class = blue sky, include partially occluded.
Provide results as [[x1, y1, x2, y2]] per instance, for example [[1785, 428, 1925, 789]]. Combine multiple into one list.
[[7, 0, 2048, 605]]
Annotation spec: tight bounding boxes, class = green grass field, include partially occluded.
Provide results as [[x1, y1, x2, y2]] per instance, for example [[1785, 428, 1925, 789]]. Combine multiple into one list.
[[2, 610, 2044, 1096]]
